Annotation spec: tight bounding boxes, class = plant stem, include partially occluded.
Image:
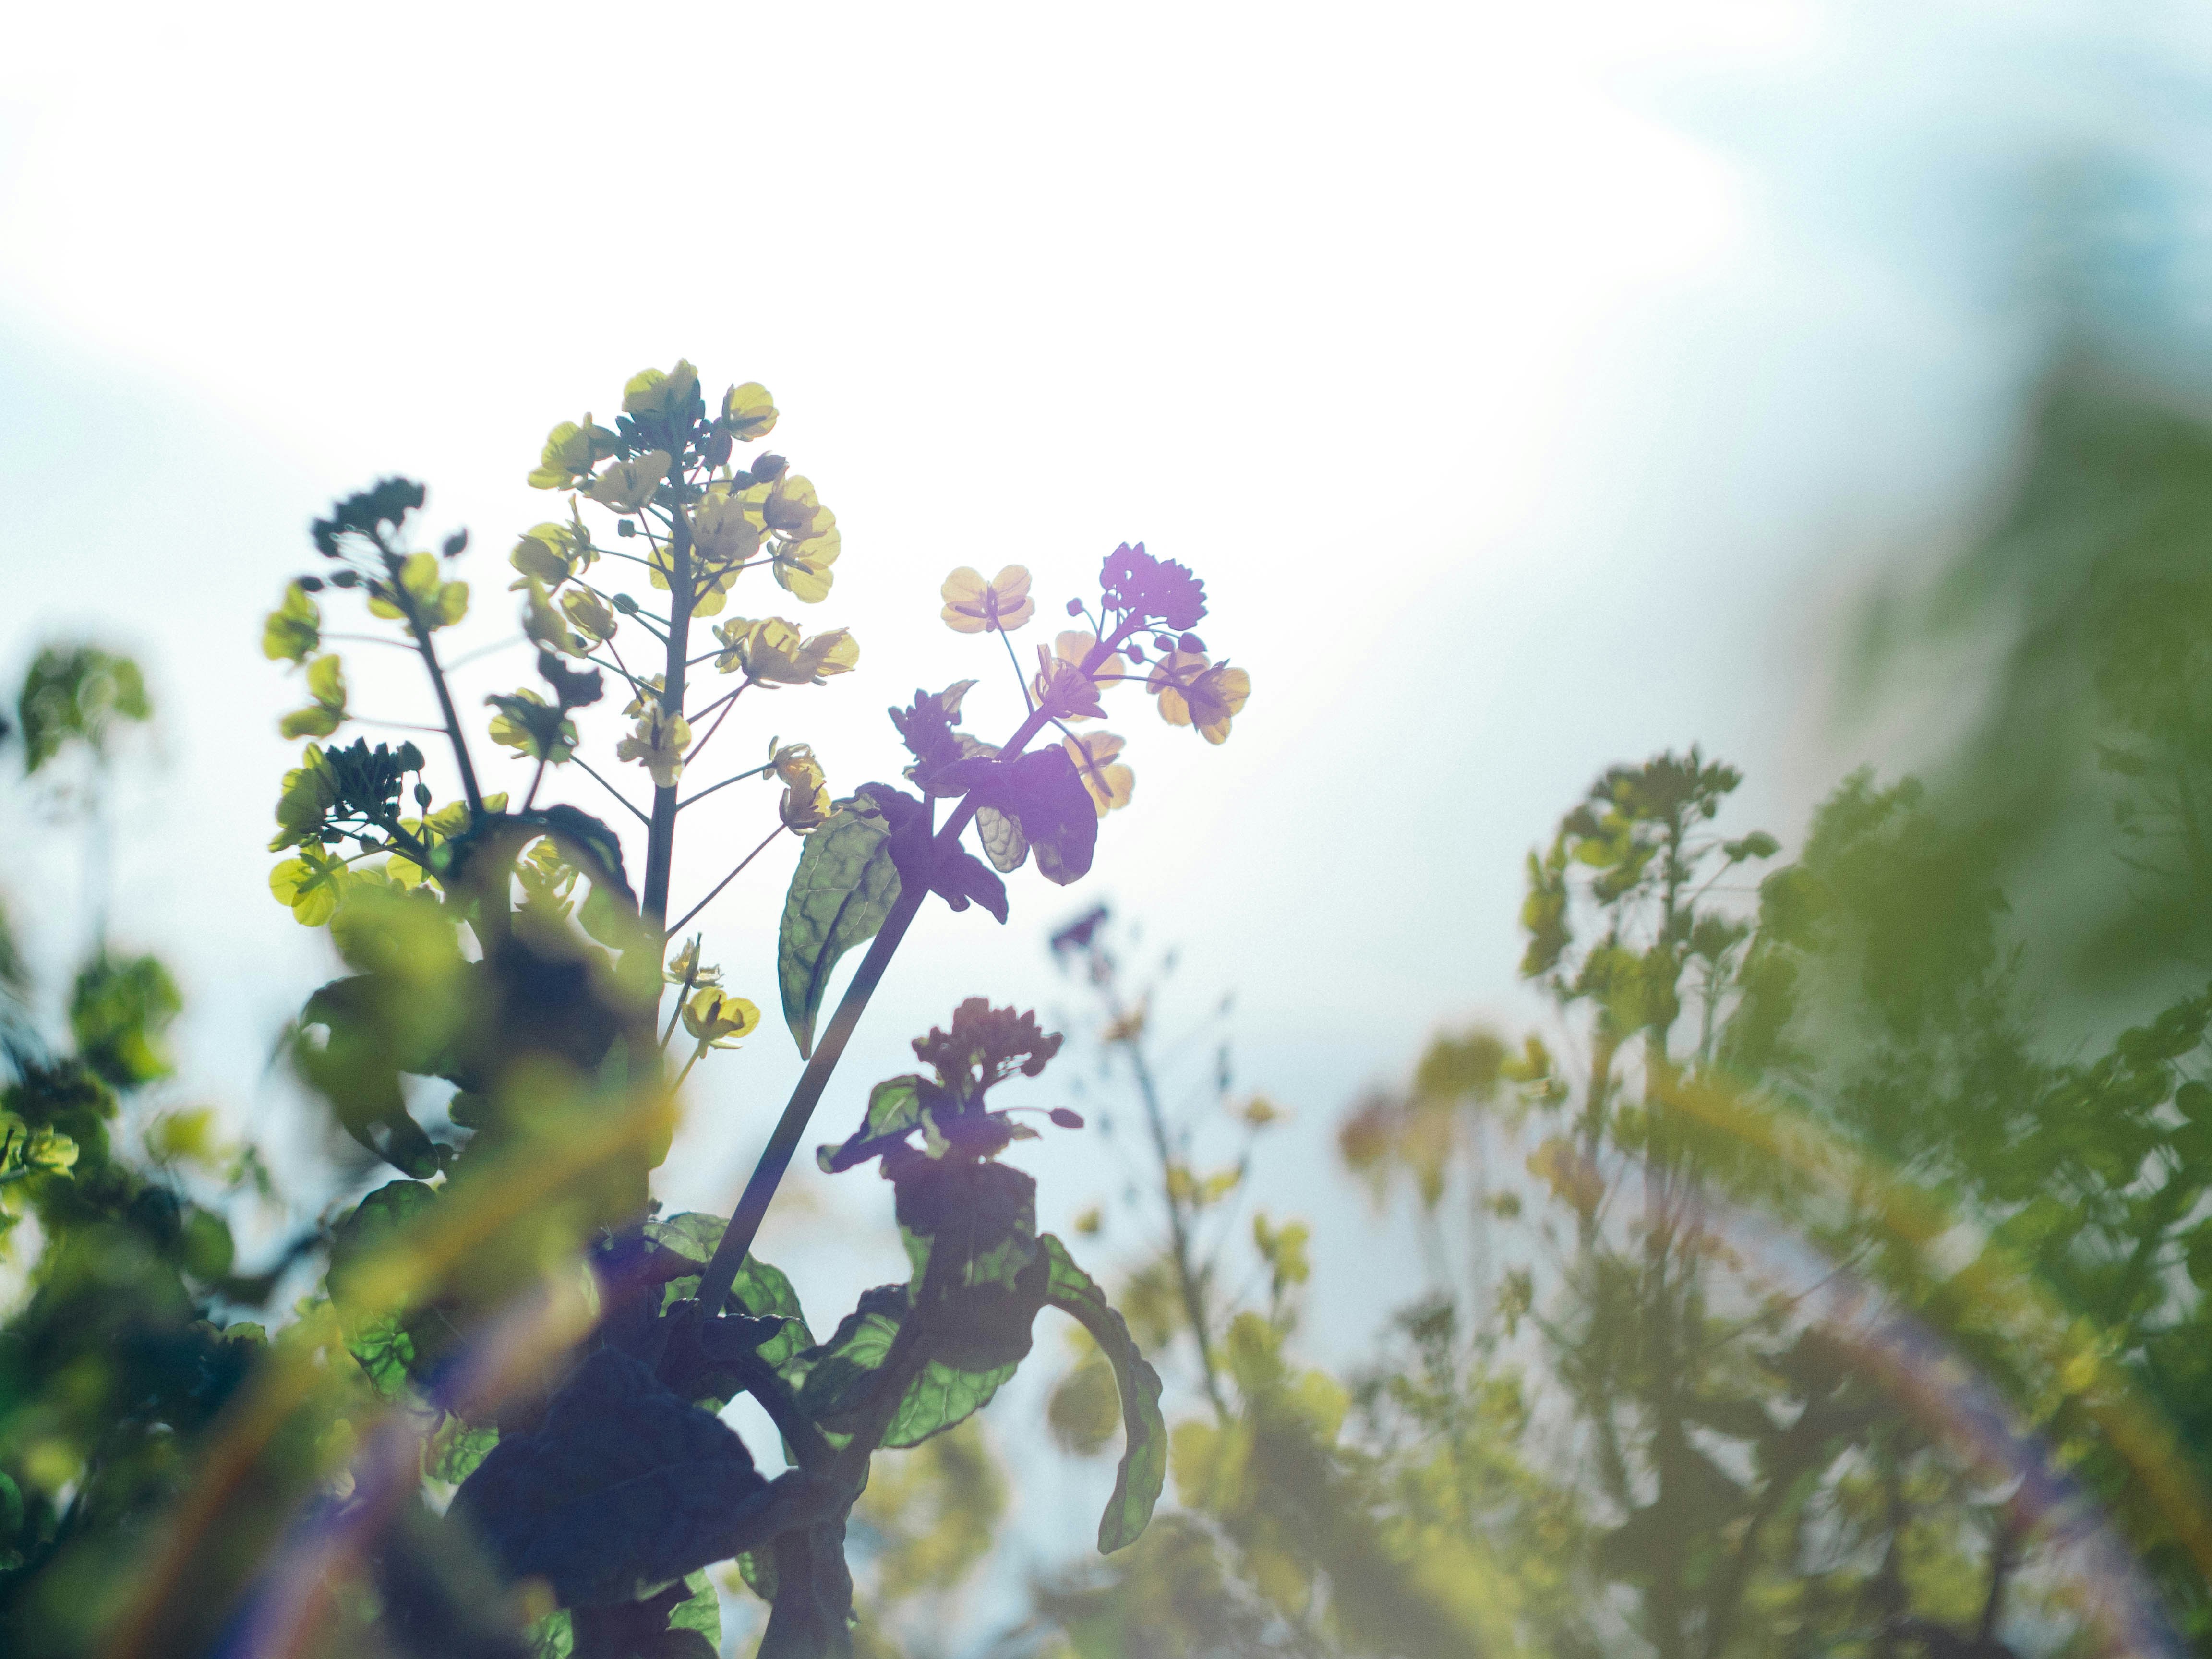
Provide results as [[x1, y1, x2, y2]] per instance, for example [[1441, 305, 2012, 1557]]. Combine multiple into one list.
[[1120, 1010, 1230, 1419], [639, 508, 695, 931], [665, 824, 785, 939], [405, 601, 484, 815], [688, 696, 1063, 1322]]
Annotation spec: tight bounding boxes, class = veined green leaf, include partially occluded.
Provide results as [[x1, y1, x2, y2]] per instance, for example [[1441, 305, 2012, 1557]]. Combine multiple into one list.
[[1039, 1233, 1166, 1553], [776, 797, 901, 1056]]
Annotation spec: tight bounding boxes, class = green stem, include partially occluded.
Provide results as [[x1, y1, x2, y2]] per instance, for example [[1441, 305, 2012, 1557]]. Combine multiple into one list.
[[688, 696, 1064, 1323], [639, 508, 695, 932]]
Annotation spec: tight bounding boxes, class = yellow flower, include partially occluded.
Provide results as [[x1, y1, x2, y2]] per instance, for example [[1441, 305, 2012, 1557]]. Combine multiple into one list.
[[773, 524, 840, 604], [528, 416, 620, 490], [588, 450, 672, 513], [941, 565, 1035, 634], [560, 587, 618, 647], [1063, 731, 1134, 817], [716, 618, 859, 686], [615, 704, 692, 788], [683, 987, 761, 1049], [508, 520, 587, 588], [368, 552, 469, 630], [769, 742, 833, 830], [761, 474, 831, 541], [1032, 630, 1124, 720], [279, 653, 348, 740], [623, 360, 700, 421], [689, 488, 764, 567], [665, 936, 722, 988], [722, 381, 778, 443], [269, 849, 347, 926], [521, 576, 586, 657], [262, 581, 321, 663], [623, 677, 665, 718], [1147, 651, 1251, 745]]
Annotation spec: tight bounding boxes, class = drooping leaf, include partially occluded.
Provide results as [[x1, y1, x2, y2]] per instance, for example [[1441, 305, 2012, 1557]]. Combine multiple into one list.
[[1039, 1234, 1166, 1552], [791, 1286, 907, 1427], [882, 1358, 1021, 1449], [776, 795, 902, 1056]]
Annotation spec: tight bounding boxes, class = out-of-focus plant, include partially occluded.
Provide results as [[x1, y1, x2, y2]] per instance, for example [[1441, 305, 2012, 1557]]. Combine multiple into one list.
[[0, 360, 1253, 1659], [1017, 908, 1577, 1659]]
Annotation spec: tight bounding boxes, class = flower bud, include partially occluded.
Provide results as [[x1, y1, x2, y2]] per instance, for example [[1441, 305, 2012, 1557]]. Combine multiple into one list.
[[1178, 633, 1206, 653], [1050, 1107, 1084, 1129], [331, 570, 360, 588], [297, 575, 325, 592], [613, 592, 640, 615], [1066, 598, 1083, 617], [617, 518, 636, 538], [442, 529, 469, 558], [751, 452, 788, 483]]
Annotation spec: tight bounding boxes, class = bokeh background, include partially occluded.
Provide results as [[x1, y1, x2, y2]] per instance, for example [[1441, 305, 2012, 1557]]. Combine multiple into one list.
[[10, 1, 2212, 1651]]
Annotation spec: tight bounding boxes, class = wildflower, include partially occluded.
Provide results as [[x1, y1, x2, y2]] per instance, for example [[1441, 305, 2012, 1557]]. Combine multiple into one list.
[[941, 565, 1035, 634], [665, 936, 722, 988], [560, 587, 617, 647], [770, 743, 833, 830], [1063, 731, 1134, 817], [689, 488, 764, 567], [683, 987, 761, 1049], [279, 654, 348, 740], [528, 416, 620, 490], [773, 526, 841, 604], [1146, 650, 1251, 745], [368, 552, 469, 631], [521, 577, 585, 657], [1032, 631, 1124, 720], [616, 704, 691, 788], [263, 582, 321, 663], [508, 520, 589, 588], [623, 360, 700, 421], [1099, 542, 1206, 630], [486, 688, 577, 762], [588, 450, 671, 513], [722, 381, 778, 443], [715, 618, 859, 686], [761, 474, 832, 541]]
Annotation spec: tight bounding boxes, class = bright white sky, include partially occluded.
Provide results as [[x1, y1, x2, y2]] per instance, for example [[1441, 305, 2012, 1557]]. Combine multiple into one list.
[[3, 0, 2208, 1604]]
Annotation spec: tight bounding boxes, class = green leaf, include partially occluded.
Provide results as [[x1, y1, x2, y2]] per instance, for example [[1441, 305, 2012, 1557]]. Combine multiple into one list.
[[974, 804, 1028, 873], [424, 1414, 499, 1485], [671, 1570, 721, 1650], [643, 1213, 814, 1369], [776, 796, 902, 1057], [816, 1073, 951, 1173], [1039, 1234, 1166, 1553], [263, 582, 322, 663], [882, 1356, 1019, 1449], [791, 1285, 906, 1426]]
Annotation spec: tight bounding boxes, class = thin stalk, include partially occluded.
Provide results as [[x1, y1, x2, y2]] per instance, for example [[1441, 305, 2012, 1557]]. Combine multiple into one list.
[[665, 824, 784, 939], [677, 760, 774, 813], [639, 508, 695, 931], [570, 757, 651, 825], [1121, 1014, 1230, 1419], [393, 572, 484, 815]]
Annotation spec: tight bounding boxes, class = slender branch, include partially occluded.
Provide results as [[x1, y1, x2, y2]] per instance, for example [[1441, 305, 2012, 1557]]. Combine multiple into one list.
[[681, 683, 749, 771], [665, 824, 785, 939], [569, 757, 652, 826], [521, 751, 551, 813], [999, 625, 1036, 715], [349, 717, 449, 734], [661, 957, 701, 1051], [1121, 1013, 1231, 1419], [677, 760, 774, 813], [444, 635, 529, 671], [391, 568, 484, 815]]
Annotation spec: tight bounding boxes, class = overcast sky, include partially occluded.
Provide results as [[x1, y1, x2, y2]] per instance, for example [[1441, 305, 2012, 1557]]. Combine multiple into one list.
[[6, 0, 2212, 1607]]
